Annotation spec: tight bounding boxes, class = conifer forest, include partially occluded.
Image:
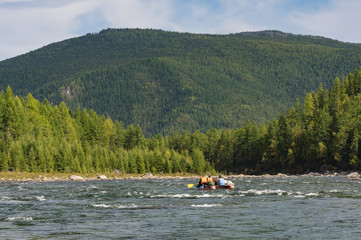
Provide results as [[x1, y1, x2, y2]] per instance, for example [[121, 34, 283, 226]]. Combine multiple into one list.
[[1, 29, 361, 174], [1, 69, 361, 174]]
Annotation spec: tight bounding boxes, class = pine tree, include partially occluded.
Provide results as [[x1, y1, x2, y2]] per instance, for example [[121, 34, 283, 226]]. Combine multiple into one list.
[[191, 148, 206, 173], [1, 86, 24, 139], [0, 150, 9, 171], [136, 154, 145, 174], [277, 112, 292, 169], [153, 149, 165, 173], [303, 92, 316, 129], [28, 147, 37, 172], [215, 129, 234, 171]]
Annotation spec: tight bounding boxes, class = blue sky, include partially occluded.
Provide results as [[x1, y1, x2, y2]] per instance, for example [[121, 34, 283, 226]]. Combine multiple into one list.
[[0, 0, 360, 61]]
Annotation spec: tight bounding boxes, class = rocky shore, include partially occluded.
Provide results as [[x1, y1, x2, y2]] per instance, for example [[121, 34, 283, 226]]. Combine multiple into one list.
[[1, 171, 361, 183], [0, 172, 200, 183]]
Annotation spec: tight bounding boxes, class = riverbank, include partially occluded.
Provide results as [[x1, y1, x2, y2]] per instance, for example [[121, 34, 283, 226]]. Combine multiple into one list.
[[0, 172, 201, 183], [1, 171, 361, 183]]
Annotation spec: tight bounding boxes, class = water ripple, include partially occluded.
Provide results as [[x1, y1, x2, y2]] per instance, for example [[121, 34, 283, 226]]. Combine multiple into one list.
[[1, 176, 361, 239]]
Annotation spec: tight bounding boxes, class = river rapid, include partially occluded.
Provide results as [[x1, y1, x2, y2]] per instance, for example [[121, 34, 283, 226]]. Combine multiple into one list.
[[1, 176, 361, 239]]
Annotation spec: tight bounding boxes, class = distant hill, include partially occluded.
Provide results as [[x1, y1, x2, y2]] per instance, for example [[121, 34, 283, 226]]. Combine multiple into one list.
[[0, 28, 361, 136]]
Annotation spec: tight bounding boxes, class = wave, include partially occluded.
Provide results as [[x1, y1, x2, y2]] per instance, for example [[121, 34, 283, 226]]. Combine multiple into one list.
[[190, 204, 222, 208], [92, 203, 139, 209], [330, 189, 343, 193], [151, 193, 194, 198], [305, 192, 320, 196], [236, 189, 328, 198], [6, 217, 33, 221], [150, 193, 227, 199], [93, 204, 112, 208], [0, 196, 10, 201], [239, 189, 286, 196], [92, 203, 133, 208], [126, 191, 148, 196], [36, 195, 46, 201], [0, 195, 46, 203], [91, 203, 169, 210]]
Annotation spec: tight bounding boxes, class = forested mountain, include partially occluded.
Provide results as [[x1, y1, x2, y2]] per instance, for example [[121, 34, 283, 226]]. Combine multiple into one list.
[[1, 28, 361, 136]]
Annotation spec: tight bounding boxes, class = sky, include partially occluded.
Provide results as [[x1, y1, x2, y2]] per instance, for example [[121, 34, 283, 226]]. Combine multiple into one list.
[[0, 0, 361, 61]]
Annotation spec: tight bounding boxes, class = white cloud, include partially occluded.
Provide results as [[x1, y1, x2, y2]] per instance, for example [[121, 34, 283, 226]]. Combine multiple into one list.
[[0, 0, 180, 60], [1, 0, 361, 61], [168, 0, 288, 34], [0, 0, 31, 3], [289, 0, 361, 42], [99, 0, 175, 30], [211, 0, 287, 32], [0, 0, 99, 60]]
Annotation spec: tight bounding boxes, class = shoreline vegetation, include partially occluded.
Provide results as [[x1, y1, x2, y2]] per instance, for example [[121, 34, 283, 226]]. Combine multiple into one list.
[[1, 171, 361, 183], [2, 69, 361, 177]]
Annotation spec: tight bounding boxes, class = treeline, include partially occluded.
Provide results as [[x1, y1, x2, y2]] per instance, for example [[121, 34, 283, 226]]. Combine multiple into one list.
[[175, 68, 361, 174], [0, 87, 213, 174], [2, 68, 361, 174], [167, 68, 361, 174]]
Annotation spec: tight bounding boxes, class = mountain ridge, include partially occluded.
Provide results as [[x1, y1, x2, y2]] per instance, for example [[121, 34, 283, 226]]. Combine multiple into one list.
[[1, 28, 361, 136]]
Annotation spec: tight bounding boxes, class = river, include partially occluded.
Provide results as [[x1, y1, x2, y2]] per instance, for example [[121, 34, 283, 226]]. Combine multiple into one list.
[[1, 176, 361, 239]]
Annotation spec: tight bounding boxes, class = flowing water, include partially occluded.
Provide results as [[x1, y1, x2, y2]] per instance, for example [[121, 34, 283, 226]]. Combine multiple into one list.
[[1, 176, 361, 239]]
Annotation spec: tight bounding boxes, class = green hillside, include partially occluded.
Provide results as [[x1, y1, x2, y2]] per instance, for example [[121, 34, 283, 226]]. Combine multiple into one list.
[[1, 29, 361, 136]]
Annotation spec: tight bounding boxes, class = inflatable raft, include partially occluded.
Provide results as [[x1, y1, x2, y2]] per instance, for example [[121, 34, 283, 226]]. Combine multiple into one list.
[[215, 184, 234, 189], [194, 179, 234, 190], [197, 185, 216, 190], [215, 179, 235, 189]]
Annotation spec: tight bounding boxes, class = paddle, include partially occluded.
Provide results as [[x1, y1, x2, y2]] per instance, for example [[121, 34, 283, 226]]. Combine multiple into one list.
[[188, 184, 194, 188]]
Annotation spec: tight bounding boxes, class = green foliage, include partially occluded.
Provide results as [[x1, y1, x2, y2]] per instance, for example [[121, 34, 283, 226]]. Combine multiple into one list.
[[1, 29, 361, 136], [0, 87, 212, 174], [135, 154, 145, 174], [166, 68, 361, 174]]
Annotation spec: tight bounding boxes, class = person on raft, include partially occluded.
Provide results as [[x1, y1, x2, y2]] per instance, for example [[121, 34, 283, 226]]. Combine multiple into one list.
[[197, 175, 216, 187], [197, 175, 208, 187], [216, 175, 225, 186], [207, 175, 215, 186]]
